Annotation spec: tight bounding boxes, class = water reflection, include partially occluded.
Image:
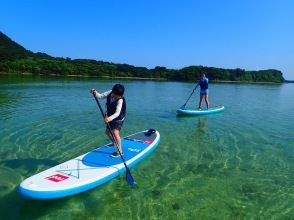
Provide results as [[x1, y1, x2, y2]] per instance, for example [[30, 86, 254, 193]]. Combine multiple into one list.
[[196, 117, 208, 134]]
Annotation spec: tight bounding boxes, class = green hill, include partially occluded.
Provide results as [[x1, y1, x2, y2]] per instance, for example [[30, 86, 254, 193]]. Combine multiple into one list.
[[0, 31, 285, 83], [0, 32, 52, 61], [0, 32, 34, 60]]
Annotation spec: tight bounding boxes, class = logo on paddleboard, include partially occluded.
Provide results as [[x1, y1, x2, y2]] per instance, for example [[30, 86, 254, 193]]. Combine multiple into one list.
[[128, 147, 140, 152], [45, 174, 69, 182]]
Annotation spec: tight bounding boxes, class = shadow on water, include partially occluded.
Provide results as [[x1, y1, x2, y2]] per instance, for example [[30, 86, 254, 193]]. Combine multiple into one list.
[[0, 158, 66, 219], [176, 110, 224, 118], [1, 179, 109, 220], [0, 158, 101, 219], [0, 186, 74, 220], [158, 111, 177, 119], [0, 157, 115, 219], [176, 114, 195, 118], [0, 158, 59, 174]]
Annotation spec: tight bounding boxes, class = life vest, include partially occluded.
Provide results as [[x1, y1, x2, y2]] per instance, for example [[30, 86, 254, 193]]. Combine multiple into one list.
[[199, 78, 208, 90], [106, 93, 126, 121]]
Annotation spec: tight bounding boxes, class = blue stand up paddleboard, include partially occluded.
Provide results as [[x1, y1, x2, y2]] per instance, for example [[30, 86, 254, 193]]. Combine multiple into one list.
[[177, 105, 225, 116], [19, 129, 160, 200]]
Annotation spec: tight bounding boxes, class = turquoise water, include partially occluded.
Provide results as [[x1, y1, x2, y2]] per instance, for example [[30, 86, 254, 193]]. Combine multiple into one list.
[[0, 75, 293, 219]]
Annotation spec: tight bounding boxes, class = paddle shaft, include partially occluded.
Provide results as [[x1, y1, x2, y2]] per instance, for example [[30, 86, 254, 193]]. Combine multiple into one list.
[[182, 88, 195, 107], [92, 92, 133, 173]]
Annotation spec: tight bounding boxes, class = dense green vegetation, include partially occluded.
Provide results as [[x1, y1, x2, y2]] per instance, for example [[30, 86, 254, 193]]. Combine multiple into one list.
[[0, 32, 285, 83]]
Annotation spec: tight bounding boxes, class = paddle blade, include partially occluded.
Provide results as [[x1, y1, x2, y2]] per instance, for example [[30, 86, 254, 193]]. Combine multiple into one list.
[[126, 170, 137, 186], [180, 104, 186, 110]]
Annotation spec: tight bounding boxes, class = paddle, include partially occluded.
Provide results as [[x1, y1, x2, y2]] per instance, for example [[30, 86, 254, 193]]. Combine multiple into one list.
[[180, 87, 197, 109], [92, 92, 137, 187]]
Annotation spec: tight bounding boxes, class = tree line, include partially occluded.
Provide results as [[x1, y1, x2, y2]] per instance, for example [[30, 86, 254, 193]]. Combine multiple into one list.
[[0, 32, 285, 83], [0, 57, 285, 83]]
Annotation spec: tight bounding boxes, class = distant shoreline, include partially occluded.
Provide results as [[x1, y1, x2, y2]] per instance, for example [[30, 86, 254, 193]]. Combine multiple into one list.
[[209, 80, 283, 84], [0, 72, 287, 84], [285, 80, 294, 83], [0, 72, 167, 80]]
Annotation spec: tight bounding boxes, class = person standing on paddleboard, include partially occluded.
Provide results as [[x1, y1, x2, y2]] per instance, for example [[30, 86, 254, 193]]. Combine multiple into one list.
[[90, 84, 126, 157], [195, 73, 210, 109]]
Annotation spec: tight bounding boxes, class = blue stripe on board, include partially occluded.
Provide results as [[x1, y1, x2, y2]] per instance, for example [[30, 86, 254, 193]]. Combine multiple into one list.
[[82, 139, 148, 167]]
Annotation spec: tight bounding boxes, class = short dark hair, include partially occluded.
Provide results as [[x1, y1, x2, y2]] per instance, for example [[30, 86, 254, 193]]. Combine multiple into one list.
[[112, 84, 125, 96]]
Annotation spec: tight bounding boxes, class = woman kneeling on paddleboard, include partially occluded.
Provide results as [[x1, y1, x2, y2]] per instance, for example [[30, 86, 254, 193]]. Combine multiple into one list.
[[91, 84, 126, 157]]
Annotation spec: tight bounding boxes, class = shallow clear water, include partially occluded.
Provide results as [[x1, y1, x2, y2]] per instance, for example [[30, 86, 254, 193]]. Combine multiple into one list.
[[0, 75, 293, 219]]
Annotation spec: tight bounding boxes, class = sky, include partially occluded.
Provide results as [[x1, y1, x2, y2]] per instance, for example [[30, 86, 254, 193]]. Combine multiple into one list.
[[1, 0, 294, 79]]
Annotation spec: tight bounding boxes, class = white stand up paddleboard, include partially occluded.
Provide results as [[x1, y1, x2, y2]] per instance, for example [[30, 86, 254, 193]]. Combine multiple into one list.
[[19, 129, 160, 200]]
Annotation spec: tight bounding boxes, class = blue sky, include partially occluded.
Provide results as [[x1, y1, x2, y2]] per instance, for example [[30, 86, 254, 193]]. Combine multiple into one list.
[[1, 0, 294, 79]]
